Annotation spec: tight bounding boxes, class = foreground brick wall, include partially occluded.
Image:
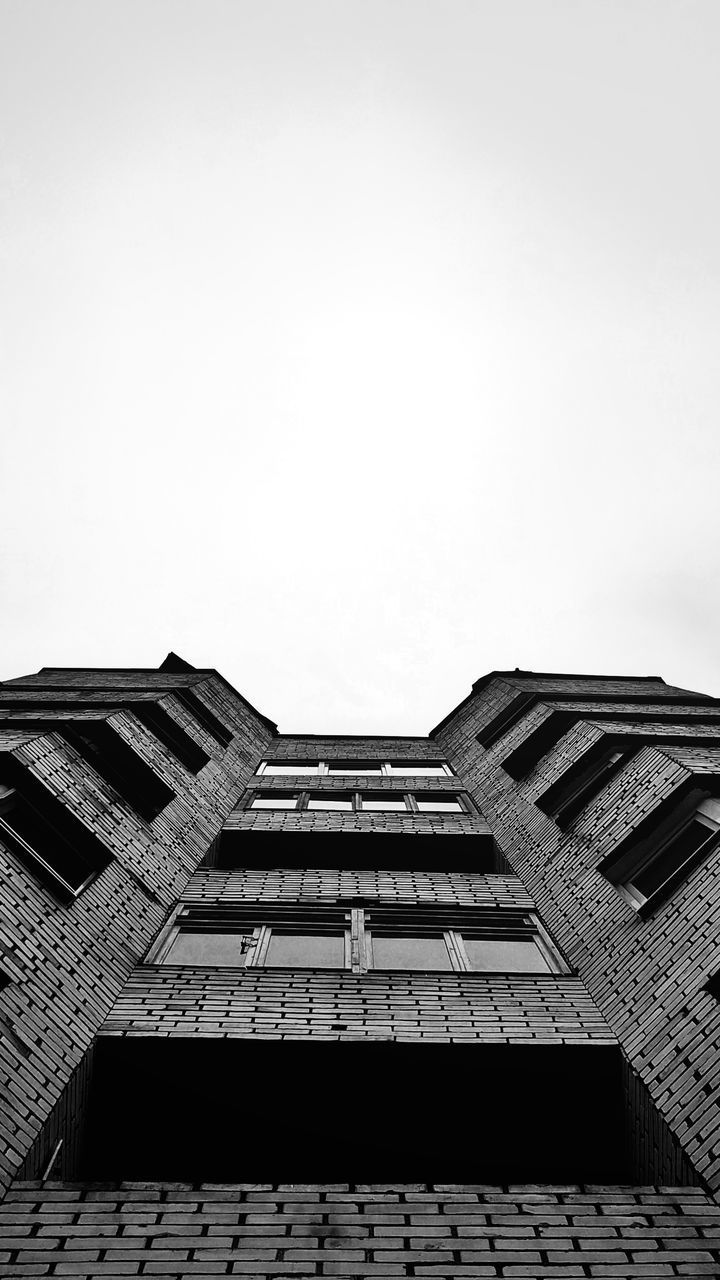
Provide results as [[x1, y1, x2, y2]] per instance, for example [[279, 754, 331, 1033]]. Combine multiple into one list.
[[2, 1181, 720, 1278], [434, 674, 720, 1194], [102, 967, 611, 1044], [0, 670, 273, 1198]]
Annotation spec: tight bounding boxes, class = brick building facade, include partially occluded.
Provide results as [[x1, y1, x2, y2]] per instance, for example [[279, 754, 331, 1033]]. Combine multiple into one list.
[[1, 656, 720, 1276]]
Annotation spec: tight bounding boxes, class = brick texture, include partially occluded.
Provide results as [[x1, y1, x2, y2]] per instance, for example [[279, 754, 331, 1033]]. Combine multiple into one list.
[[2, 1182, 720, 1278], [0, 672, 272, 1198], [435, 674, 720, 1193]]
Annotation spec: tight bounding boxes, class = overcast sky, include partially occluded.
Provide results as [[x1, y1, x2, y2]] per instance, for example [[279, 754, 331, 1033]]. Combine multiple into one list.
[[2, 0, 719, 733]]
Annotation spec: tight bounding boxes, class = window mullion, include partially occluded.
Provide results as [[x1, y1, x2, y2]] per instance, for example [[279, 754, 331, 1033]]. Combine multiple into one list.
[[445, 930, 469, 972], [350, 907, 366, 972], [405, 794, 418, 813], [250, 925, 271, 966]]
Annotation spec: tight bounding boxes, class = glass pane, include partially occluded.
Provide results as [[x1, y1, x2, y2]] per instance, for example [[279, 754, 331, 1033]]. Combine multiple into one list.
[[361, 795, 407, 811], [372, 934, 452, 970], [388, 763, 448, 776], [250, 794, 298, 808], [463, 937, 550, 973], [265, 932, 345, 968], [307, 795, 353, 810], [633, 820, 714, 900], [165, 931, 251, 966], [327, 762, 383, 775], [416, 797, 464, 812], [261, 762, 319, 775]]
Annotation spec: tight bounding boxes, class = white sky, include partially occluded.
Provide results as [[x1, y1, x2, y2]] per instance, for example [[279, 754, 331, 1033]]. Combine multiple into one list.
[[2, 0, 720, 733]]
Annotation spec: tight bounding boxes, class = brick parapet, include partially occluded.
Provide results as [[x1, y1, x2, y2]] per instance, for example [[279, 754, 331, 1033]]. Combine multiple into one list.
[[264, 736, 445, 760], [183, 869, 534, 908], [226, 810, 490, 836], [100, 967, 614, 1044], [2, 1181, 720, 1278]]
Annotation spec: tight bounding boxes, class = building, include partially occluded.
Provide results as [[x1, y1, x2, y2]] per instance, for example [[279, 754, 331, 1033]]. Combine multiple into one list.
[[1, 655, 720, 1277]]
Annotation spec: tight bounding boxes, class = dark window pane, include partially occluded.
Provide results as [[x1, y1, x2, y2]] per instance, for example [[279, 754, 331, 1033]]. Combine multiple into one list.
[[165, 932, 251, 966], [261, 762, 319, 775], [372, 934, 452, 970], [388, 763, 448, 776], [327, 762, 383, 775], [633, 820, 714, 900], [463, 936, 550, 973], [265, 932, 345, 968]]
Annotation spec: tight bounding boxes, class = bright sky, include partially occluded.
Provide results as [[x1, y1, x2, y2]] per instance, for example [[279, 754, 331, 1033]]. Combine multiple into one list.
[[2, 1, 720, 733]]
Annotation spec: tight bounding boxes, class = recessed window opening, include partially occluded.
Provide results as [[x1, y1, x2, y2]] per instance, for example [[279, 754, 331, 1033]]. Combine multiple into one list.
[[130, 704, 210, 775], [154, 904, 563, 973], [60, 724, 174, 821], [537, 744, 633, 829], [477, 694, 536, 748], [601, 792, 720, 913], [0, 770, 110, 900], [175, 689, 233, 749]]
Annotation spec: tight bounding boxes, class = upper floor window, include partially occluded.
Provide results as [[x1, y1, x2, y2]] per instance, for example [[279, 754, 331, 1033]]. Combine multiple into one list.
[[247, 791, 471, 814], [0, 771, 110, 900], [537, 744, 633, 829], [257, 760, 453, 777], [130, 703, 210, 775], [60, 723, 175, 821], [174, 689, 233, 749], [601, 791, 720, 914], [153, 904, 563, 974]]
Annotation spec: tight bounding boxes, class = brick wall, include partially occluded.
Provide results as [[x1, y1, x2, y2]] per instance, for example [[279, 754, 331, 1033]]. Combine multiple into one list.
[[0, 670, 272, 1200], [435, 675, 720, 1193], [102, 967, 611, 1044], [2, 1181, 720, 1278]]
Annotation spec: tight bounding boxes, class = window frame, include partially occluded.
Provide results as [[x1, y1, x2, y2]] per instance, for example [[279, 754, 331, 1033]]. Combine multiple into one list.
[[0, 776, 110, 901], [151, 904, 566, 974], [246, 789, 472, 814], [256, 760, 454, 778], [602, 792, 720, 914]]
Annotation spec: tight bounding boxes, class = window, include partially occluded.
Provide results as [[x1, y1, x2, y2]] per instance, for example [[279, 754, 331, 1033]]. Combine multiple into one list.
[[130, 703, 210, 774], [0, 770, 110, 900], [60, 723, 174, 821], [416, 794, 465, 812], [537, 744, 633, 829], [247, 790, 469, 813], [155, 904, 563, 973], [260, 762, 320, 776], [359, 793, 408, 811], [256, 760, 453, 777], [327, 761, 383, 776], [477, 694, 536, 748], [306, 794, 353, 811], [174, 689, 233, 749], [601, 792, 720, 913], [387, 762, 450, 776], [249, 792, 298, 809]]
